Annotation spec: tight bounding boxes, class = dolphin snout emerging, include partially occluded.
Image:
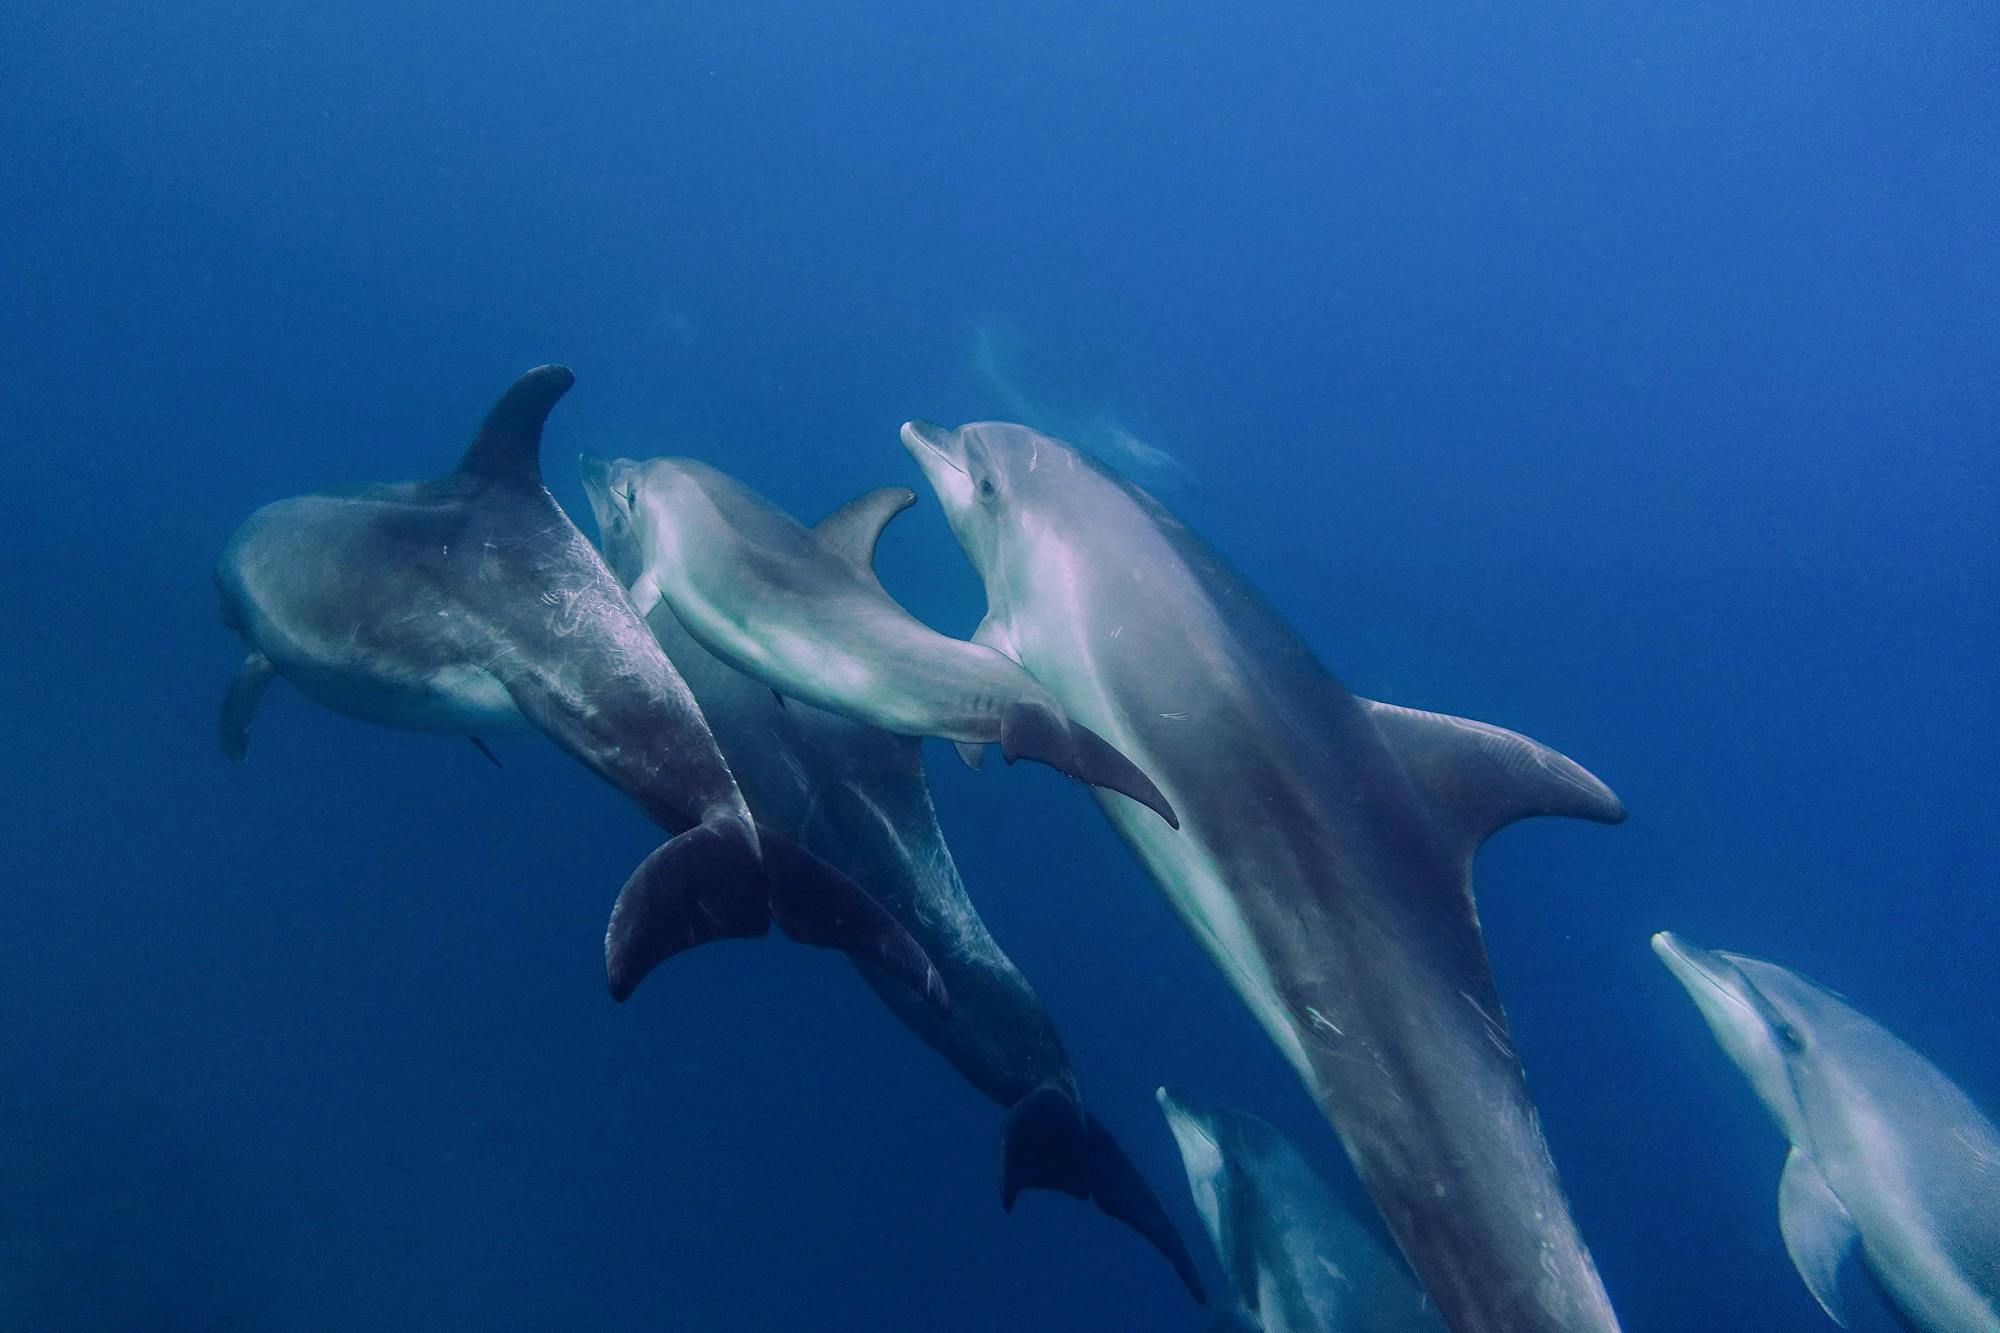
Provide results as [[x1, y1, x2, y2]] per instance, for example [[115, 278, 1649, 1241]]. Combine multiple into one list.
[[900, 420, 962, 473]]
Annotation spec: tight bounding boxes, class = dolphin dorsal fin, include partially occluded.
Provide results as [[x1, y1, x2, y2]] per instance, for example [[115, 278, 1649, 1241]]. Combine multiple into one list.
[[1779, 1148, 1859, 1327], [813, 486, 915, 581], [1363, 700, 1626, 861], [454, 364, 575, 487]]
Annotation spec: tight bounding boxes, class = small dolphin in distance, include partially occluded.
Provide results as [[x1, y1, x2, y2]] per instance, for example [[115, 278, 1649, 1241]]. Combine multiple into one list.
[[582, 451, 1202, 1296], [212, 367, 945, 1012], [586, 453, 1177, 827], [1157, 1087, 1444, 1333], [1654, 932, 2000, 1332], [904, 418, 1626, 1333]]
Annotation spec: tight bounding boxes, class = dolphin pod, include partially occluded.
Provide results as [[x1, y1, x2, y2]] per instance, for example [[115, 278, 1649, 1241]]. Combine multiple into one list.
[[1654, 933, 2000, 1332], [578, 453, 1205, 1300], [213, 368, 1989, 1332], [902, 419, 1626, 1333], [1157, 1087, 1444, 1333], [585, 454, 1179, 828], [212, 366, 946, 1012]]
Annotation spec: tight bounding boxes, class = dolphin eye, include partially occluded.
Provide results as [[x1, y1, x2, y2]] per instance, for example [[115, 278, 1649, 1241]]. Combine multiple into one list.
[[978, 477, 996, 500], [1777, 1022, 1806, 1053]]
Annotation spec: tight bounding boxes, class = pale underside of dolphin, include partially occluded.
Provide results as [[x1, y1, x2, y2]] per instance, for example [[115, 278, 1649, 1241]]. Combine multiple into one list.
[[904, 418, 1627, 1333], [1654, 932, 2000, 1333], [586, 453, 1178, 828], [209, 366, 945, 1014], [580, 454, 1203, 1299], [1157, 1086, 1444, 1333]]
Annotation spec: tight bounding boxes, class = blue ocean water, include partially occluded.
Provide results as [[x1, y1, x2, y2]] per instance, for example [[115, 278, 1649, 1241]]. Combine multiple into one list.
[[3, 0, 1995, 1327]]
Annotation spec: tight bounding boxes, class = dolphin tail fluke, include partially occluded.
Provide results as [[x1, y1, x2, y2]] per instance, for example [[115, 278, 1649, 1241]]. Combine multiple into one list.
[[218, 652, 276, 761], [758, 826, 951, 1016], [605, 818, 769, 1002], [999, 701, 1179, 828], [1080, 1113, 1208, 1303], [1000, 1089, 1207, 1303], [1002, 1085, 1092, 1208]]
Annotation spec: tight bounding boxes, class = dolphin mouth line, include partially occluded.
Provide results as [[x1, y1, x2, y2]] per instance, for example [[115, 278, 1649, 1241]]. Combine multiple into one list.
[[1655, 932, 1759, 1020], [902, 422, 965, 475]]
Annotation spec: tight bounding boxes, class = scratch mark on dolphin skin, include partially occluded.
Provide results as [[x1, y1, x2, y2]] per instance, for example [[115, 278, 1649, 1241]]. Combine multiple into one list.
[[1158, 711, 1189, 720], [1109, 624, 1123, 638], [1305, 1006, 1344, 1037]]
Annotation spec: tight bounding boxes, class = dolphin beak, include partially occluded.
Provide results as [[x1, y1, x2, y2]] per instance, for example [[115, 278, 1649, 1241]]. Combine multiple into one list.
[[901, 420, 964, 475], [578, 451, 613, 496], [1652, 931, 1739, 1007]]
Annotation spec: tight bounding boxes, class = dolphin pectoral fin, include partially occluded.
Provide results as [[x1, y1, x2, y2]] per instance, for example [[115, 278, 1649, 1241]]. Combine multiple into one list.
[[1362, 699, 1625, 858], [970, 611, 1020, 663], [812, 485, 916, 583], [1002, 1086, 1092, 1208], [1779, 1148, 1860, 1328], [1079, 1113, 1208, 1303], [954, 741, 986, 770], [627, 573, 663, 619], [218, 652, 276, 762], [757, 826, 950, 1016], [999, 701, 1180, 828], [604, 819, 769, 1002]]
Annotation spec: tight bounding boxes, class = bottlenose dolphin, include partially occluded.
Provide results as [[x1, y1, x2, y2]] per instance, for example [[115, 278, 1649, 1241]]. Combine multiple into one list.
[[1157, 1087, 1444, 1333], [1653, 932, 2000, 1332], [596, 455, 1176, 827], [210, 366, 945, 1012], [580, 453, 1203, 1298], [903, 419, 1627, 1333]]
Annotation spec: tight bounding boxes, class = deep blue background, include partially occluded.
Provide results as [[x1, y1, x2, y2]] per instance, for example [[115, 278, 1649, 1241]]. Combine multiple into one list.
[[3, 0, 1995, 1327]]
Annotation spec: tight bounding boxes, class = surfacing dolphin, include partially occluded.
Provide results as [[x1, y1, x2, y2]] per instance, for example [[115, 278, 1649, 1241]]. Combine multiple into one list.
[[596, 454, 1177, 828], [903, 419, 1627, 1333], [1653, 932, 2000, 1332], [580, 454, 1203, 1299], [211, 366, 945, 1012], [1157, 1087, 1444, 1333]]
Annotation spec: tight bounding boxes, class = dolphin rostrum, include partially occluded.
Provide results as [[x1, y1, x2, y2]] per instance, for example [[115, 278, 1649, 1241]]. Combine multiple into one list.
[[594, 454, 1176, 827], [211, 366, 945, 1012], [1654, 932, 2000, 1332], [903, 419, 1626, 1333], [580, 453, 1203, 1299], [1157, 1086, 1444, 1333]]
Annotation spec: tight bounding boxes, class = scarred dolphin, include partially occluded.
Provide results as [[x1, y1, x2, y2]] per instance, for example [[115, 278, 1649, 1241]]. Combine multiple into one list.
[[581, 453, 1203, 1299], [1654, 932, 2000, 1332], [903, 419, 1626, 1333], [592, 454, 1176, 827], [210, 366, 945, 1012]]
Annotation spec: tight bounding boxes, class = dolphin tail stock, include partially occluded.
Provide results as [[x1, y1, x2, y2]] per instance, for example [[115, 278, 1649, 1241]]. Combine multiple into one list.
[[605, 817, 949, 1014], [757, 825, 950, 1016], [218, 651, 276, 761], [998, 699, 1180, 829], [1000, 1087, 1208, 1302]]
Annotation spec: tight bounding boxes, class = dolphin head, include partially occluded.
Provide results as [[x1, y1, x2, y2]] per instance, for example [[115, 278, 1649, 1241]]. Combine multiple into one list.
[[1652, 931, 1817, 1141], [578, 452, 648, 583], [1157, 1086, 1236, 1246], [900, 419, 1081, 583]]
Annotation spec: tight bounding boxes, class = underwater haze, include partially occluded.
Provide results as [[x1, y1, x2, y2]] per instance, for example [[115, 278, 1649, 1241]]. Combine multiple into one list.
[[4, 0, 1996, 1328]]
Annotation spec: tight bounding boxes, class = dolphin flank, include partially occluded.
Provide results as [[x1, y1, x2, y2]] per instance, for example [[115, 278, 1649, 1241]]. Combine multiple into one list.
[[591, 454, 1177, 827], [1654, 932, 2000, 1333], [581, 452, 1203, 1299], [903, 418, 1625, 1333], [211, 366, 946, 1013]]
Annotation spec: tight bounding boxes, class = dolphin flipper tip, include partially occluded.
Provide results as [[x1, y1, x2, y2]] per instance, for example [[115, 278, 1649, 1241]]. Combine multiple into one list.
[[999, 702, 1179, 827], [759, 827, 950, 1016]]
